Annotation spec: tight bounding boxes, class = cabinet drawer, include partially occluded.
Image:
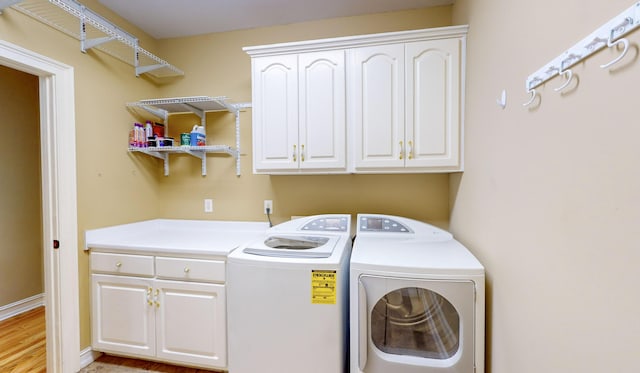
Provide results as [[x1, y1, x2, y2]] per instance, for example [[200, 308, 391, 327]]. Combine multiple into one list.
[[156, 257, 225, 283], [90, 252, 154, 277]]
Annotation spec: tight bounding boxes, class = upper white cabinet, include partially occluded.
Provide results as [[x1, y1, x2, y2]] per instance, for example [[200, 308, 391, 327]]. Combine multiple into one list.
[[350, 44, 405, 169], [352, 37, 462, 172], [250, 50, 346, 173], [299, 51, 347, 170], [244, 25, 467, 174], [251, 55, 297, 172]]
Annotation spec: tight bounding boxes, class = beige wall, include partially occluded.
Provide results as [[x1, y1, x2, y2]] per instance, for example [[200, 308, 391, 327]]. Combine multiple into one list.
[[451, 0, 640, 372], [154, 7, 454, 226], [1, 0, 163, 347], [7, 1, 637, 370], [0, 65, 43, 307], [1, 3, 455, 349]]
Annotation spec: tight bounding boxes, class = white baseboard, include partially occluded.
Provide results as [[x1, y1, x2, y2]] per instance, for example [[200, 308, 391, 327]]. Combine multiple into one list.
[[79, 347, 102, 369], [0, 293, 45, 321]]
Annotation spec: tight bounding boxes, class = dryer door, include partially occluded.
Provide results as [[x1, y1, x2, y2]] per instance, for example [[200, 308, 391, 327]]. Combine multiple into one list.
[[358, 275, 475, 373]]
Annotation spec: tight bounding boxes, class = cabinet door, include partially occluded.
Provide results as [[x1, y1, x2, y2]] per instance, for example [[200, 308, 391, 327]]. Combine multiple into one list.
[[405, 38, 461, 169], [252, 55, 299, 172], [351, 44, 405, 170], [155, 280, 227, 369], [298, 50, 346, 170], [91, 274, 155, 358]]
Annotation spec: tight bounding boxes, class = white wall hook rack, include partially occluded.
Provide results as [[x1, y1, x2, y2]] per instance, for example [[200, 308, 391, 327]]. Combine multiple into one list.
[[524, 1, 640, 100]]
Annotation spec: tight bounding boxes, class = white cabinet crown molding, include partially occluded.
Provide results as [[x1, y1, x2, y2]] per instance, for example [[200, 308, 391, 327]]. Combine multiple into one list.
[[243, 25, 468, 57]]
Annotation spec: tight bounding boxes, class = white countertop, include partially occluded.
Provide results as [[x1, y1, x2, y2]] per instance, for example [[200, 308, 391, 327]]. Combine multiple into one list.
[[85, 219, 270, 257]]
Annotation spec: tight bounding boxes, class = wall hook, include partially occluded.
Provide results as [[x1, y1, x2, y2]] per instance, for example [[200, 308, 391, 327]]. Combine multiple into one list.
[[522, 89, 537, 107], [601, 17, 632, 69], [600, 37, 630, 69], [497, 89, 507, 109], [554, 70, 573, 92], [554, 59, 574, 92]]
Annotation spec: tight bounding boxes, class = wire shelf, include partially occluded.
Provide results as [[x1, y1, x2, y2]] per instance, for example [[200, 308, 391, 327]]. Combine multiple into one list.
[[125, 96, 248, 176], [5, 0, 183, 78], [129, 96, 233, 114]]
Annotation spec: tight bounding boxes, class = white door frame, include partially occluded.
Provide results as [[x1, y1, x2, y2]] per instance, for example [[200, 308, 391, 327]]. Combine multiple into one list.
[[0, 40, 79, 372]]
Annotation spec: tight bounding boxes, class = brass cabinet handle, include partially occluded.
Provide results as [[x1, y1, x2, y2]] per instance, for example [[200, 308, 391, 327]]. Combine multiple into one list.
[[399, 141, 404, 160], [147, 287, 153, 306], [115, 261, 122, 268], [301, 144, 305, 162], [184, 267, 190, 273], [408, 140, 413, 160], [154, 289, 160, 308], [292, 144, 297, 162]]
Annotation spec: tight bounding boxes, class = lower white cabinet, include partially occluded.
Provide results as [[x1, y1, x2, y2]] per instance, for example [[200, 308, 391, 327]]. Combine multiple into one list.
[[91, 252, 227, 370], [155, 280, 226, 367], [92, 275, 156, 358]]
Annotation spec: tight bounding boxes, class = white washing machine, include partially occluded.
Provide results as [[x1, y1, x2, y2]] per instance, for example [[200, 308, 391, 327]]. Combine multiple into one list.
[[227, 214, 352, 373], [350, 214, 485, 373]]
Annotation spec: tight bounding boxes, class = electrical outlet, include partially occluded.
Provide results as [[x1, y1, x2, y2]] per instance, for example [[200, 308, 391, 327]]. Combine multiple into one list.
[[264, 200, 273, 214], [204, 199, 213, 213]]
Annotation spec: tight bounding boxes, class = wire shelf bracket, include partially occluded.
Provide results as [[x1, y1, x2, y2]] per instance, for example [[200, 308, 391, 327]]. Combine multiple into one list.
[[1, 0, 184, 78]]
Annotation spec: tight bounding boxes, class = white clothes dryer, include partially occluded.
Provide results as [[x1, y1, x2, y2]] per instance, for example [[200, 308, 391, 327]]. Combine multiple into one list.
[[350, 214, 485, 373], [228, 214, 352, 373]]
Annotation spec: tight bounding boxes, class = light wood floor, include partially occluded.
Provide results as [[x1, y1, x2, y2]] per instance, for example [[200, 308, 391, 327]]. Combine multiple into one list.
[[0, 307, 221, 372], [0, 306, 46, 373]]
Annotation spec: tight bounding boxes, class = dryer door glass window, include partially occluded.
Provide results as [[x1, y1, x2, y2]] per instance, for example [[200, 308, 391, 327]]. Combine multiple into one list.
[[370, 287, 459, 359]]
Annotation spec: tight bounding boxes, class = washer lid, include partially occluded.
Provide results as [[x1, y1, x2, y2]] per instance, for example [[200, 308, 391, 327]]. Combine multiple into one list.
[[243, 235, 339, 258]]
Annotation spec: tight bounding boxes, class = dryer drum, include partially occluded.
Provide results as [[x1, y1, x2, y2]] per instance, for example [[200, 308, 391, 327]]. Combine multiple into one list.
[[371, 287, 460, 359]]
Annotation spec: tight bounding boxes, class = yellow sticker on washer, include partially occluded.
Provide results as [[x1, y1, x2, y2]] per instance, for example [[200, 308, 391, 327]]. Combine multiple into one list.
[[311, 270, 337, 304]]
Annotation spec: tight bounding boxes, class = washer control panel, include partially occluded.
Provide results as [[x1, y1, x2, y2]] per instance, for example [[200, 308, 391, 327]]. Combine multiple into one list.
[[301, 216, 349, 232], [358, 216, 411, 233]]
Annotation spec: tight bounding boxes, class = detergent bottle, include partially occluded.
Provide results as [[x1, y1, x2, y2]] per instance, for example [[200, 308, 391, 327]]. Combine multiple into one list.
[[190, 125, 206, 146]]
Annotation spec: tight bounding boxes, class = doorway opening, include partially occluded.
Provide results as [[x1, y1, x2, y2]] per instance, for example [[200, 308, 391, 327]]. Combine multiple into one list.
[[0, 63, 44, 370], [0, 40, 79, 372]]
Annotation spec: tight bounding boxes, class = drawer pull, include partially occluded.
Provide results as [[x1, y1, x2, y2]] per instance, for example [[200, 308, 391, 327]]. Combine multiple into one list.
[[184, 267, 190, 273], [147, 288, 153, 306], [115, 261, 122, 268]]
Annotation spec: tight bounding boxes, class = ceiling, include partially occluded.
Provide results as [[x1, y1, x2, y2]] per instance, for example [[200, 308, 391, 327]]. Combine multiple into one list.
[[98, 0, 454, 39]]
